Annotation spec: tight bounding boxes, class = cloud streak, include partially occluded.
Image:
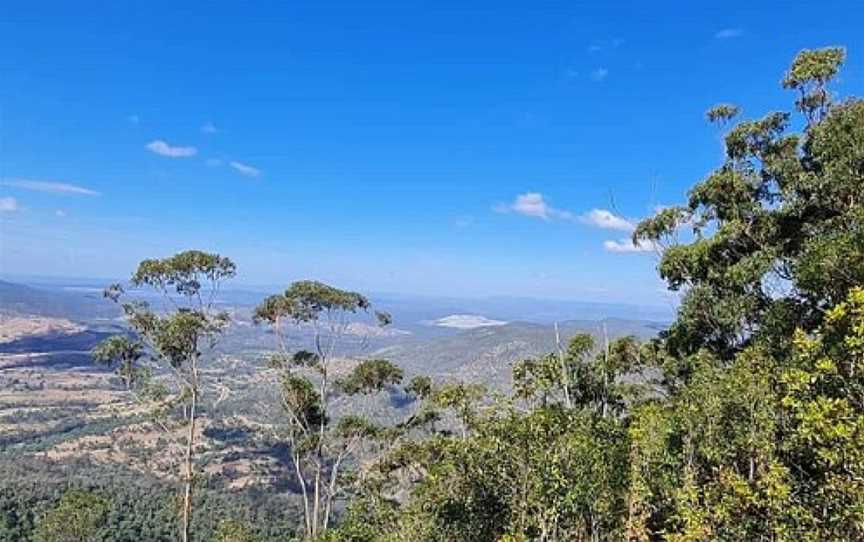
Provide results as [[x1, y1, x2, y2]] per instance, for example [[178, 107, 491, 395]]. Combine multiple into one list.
[[495, 192, 574, 221], [146, 140, 198, 158], [715, 28, 743, 39], [0, 179, 100, 196], [0, 197, 20, 213], [229, 161, 261, 178], [603, 238, 658, 253], [579, 209, 634, 231]]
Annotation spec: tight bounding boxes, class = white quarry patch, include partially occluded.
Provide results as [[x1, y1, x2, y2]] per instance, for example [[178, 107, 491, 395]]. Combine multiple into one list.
[[433, 314, 508, 329]]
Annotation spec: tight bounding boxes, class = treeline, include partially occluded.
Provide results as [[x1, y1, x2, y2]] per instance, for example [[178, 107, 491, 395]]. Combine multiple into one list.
[[0, 458, 296, 541], [3, 47, 863, 541]]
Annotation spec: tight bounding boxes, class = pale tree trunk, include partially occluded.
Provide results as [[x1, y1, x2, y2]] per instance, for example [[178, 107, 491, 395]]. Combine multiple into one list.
[[181, 387, 197, 542], [292, 450, 312, 538], [602, 323, 610, 418], [312, 460, 322, 538], [323, 448, 350, 531], [181, 365, 198, 542], [555, 322, 572, 408]]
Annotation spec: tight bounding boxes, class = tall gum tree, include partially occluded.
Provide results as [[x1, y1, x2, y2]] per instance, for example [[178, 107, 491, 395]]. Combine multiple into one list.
[[92, 250, 236, 542], [253, 280, 406, 539]]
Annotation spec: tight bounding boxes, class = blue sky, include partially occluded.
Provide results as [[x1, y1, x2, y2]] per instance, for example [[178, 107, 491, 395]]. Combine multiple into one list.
[[1, 1, 862, 305]]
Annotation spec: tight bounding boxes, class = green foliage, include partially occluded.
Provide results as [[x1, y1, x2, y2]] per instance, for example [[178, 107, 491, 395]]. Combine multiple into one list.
[[0, 458, 299, 542], [91, 335, 146, 389], [624, 46, 864, 541], [706, 103, 741, 125], [782, 47, 846, 121], [130, 250, 237, 296], [330, 47, 864, 542], [403, 375, 432, 400], [91, 250, 237, 542], [281, 374, 327, 431], [253, 281, 371, 324], [214, 519, 258, 542], [253, 280, 414, 540], [33, 489, 110, 542], [338, 360, 403, 395]]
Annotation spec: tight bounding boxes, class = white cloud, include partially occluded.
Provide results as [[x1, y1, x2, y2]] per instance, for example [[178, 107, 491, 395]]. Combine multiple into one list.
[[0, 178, 100, 196], [146, 140, 197, 158], [55, 210, 67, 218], [579, 209, 634, 231], [495, 192, 574, 221], [603, 238, 658, 254], [715, 28, 743, 39], [229, 161, 261, 178], [201, 122, 218, 134], [0, 197, 20, 213], [591, 68, 609, 82], [587, 39, 624, 53]]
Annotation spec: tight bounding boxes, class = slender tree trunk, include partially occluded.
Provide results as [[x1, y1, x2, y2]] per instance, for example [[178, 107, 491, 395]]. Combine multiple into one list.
[[292, 450, 312, 538], [555, 322, 572, 408], [181, 385, 197, 542], [312, 460, 322, 537], [323, 450, 348, 531], [602, 323, 610, 418]]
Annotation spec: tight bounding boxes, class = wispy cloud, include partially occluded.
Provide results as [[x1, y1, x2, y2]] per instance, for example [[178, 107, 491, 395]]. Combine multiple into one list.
[[55, 209, 67, 218], [495, 192, 574, 221], [229, 161, 261, 178], [590, 68, 609, 82], [146, 140, 198, 158], [0, 178, 100, 196], [201, 121, 218, 134], [0, 197, 21, 213], [579, 209, 634, 231], [587, 39, 624, 53], [603, 238, 658, 253], [0, 197, 20, 213], [715, 28, 743, 39]]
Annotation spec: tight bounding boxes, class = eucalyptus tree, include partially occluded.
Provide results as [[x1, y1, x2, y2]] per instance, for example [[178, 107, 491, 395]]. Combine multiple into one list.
[[92, 250, 236, 542], [634, 47, 861, 364], [513, 333, 644, 417], [253, 280, 403, 539], [624, 47, 864, 539]]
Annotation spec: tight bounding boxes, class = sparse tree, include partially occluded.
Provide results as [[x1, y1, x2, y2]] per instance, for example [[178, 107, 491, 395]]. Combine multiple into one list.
[[92, 250, 236, 542], [253, 281, 404, 539]]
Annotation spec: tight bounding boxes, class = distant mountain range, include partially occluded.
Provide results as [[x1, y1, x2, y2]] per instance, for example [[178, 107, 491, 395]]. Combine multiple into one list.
[[0, 280, 119, 320], [374, 317, 665, 388], [0, 278, 670, 386]]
